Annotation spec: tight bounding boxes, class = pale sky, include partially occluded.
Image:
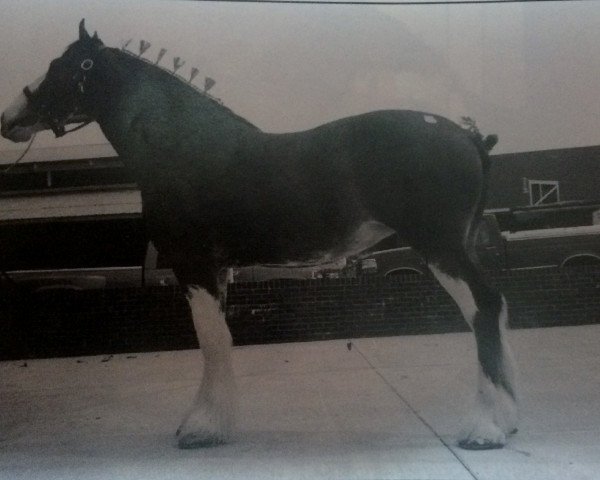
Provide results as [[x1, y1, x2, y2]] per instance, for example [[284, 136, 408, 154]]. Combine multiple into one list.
[[1, 0, 599, 163]]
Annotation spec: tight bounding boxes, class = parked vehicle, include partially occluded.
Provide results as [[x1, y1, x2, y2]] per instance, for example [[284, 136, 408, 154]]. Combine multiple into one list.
[[353, 214, 600, 277], [4, 213, 600, 290], [2, 241, 176, 291]]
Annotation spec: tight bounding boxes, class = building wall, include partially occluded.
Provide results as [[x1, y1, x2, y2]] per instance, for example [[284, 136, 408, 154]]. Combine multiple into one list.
[[3, 144, 600, 221], [2, 265, 600, 360], [488, 145, 600, 208]]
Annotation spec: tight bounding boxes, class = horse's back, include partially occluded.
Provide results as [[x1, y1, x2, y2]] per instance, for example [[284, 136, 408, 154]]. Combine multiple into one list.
[[264, 109, 484, 183], [259, 110, 486, 243]]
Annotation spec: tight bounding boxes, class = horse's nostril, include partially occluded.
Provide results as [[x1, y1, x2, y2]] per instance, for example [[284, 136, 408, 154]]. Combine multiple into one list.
[[1, 112, 17, 135], [1, 112, 15, 138]]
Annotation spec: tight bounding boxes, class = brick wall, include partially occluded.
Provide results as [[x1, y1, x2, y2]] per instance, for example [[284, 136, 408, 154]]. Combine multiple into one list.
[[0, 287, 195, 360], [2, 265, 600, 360], [227, 266, 600, 343]]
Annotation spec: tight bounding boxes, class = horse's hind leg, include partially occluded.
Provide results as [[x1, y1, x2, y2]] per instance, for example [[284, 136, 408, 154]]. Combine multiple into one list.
[[176, 282, 237, 449], [428, 249, 518, 449]]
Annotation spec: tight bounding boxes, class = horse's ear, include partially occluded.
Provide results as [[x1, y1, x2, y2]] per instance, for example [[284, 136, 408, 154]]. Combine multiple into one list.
[[79, 19, 90, 41]]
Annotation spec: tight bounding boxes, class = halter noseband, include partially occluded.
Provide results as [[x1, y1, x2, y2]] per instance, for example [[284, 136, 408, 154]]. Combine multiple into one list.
[[23, 58, 95, 138]]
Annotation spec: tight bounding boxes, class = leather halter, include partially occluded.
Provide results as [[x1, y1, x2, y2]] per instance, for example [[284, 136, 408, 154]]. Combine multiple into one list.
[[22, 58, 95, 138]]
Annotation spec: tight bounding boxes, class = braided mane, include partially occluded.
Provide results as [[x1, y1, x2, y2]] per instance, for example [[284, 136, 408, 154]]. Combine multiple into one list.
[[117, 44, 259, 131]]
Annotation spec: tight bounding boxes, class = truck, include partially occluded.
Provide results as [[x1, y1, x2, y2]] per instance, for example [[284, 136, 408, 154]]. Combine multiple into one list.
[[4, 214, 600, 291], [352, 213, 600, 278], [1, 241, 178, 291]]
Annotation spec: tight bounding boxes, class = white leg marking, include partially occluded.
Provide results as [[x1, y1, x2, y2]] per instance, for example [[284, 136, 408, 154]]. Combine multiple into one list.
[[460, 366, 508, 448], [428, 265, 477, 327], [496, 296, 519, 432], [429, 265, 519, 448], [177, 287, 237, 448]]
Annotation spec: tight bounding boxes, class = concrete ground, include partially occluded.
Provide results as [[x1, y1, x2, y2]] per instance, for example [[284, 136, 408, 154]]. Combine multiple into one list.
[[1, 324, 599, 480]]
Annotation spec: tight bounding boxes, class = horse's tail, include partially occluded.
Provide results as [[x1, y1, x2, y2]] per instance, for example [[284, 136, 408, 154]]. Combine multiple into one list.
[[467, 131, 498, 253]]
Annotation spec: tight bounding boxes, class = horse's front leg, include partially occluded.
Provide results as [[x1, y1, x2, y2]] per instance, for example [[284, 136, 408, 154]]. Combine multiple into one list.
[[176, 285, 237, 449]]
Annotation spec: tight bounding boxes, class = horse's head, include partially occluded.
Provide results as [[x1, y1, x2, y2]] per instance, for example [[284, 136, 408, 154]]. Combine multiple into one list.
[[1, 19, 102, 142]]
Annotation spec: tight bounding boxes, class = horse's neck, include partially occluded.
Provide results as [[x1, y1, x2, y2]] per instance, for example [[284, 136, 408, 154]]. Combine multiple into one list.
[[91, 49, 259, 163]]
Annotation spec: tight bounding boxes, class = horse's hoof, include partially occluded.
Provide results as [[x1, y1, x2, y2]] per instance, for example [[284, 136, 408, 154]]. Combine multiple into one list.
[[458, 438, 505, 450], [177, 432, 227, 449]]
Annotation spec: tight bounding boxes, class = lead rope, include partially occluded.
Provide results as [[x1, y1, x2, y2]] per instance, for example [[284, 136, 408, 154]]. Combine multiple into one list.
[[1, 132, 37, 285], [1, 133, 37, 174]]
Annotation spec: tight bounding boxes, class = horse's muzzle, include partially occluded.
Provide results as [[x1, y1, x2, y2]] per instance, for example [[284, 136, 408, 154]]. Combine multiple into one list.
[[0, 113, 8, 138], [1, 111, 39, 142]]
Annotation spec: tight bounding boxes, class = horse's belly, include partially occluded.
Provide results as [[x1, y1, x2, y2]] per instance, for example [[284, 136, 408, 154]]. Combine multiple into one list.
[[254, 220, 396, 268]]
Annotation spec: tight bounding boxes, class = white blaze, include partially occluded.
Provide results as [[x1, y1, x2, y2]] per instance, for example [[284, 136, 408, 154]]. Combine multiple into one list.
[[1, 75, 47, 142]]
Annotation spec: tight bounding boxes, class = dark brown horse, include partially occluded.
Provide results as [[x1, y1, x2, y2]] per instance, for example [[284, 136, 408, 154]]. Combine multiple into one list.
[[1, 20, 518, 450]]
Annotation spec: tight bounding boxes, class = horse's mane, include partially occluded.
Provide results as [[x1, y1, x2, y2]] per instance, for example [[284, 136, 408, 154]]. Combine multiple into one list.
[[109, 46, 259, 131]]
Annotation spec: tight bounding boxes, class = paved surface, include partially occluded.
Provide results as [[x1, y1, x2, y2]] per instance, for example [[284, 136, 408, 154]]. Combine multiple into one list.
[[1, 325, 599, 479]]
